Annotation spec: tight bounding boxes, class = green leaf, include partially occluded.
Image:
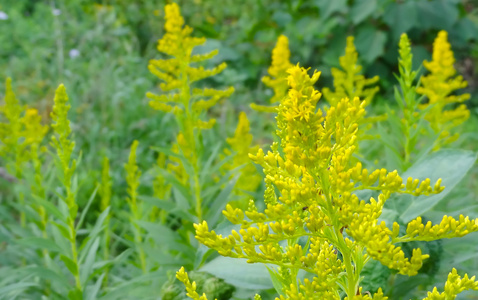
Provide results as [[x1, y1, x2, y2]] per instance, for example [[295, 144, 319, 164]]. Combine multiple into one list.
[[390, 274, 430, 298], [68, 288, 83, 300], [204, 175, 239, 227], [350, 0, 377, 24], [383, 2, 418, 39], [355, 26, 387, 64], [52, 221, 72, 242], [75, 186, 98, 231], [137, 221, 193, 255], [61, 254, 79, 277], [0, 282, 38, 296], [34, 194, 66, 222], [314, 0, 347, 19], [139, 195, 196, 223], [80, 237, 100, 286], [360, 259, 391, 294], [24, 266, 70, 290], [399, 149, 477, 223], [416, 0, 458, 29], [200, 256, 273, 290], [266, 266, 286, 297], [451, 17, 478, 42], [85, 273, 106, 300], [272, 11, 292, 27], [16, 237, 62, 253]]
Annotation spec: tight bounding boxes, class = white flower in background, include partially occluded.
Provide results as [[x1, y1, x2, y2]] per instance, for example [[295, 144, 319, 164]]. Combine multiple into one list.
[[52, 8, 61, 16], [69, 49, 80, 59], [0, 11, 8, 20]]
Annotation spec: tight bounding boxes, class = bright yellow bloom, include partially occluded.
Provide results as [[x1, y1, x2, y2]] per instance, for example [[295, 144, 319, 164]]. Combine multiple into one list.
[[51, 84, 76, 210], [124, 140, 146, 273], [422, 268, 478, 300], [416, 30, 470, 146], [176, 267, 208, 300], [221, 112, 261, 202], [192, 65, 478, 299], [0, 78, 26, 177], [147, 2, 233, 129], [253, 34, 294, 112], [1, 79, 48, 229], [148, 3, 234, 222], [323, 36, 379, 107]]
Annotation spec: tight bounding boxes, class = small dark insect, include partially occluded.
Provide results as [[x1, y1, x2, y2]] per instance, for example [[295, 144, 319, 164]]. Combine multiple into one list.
[[302, 206, 308, 211]]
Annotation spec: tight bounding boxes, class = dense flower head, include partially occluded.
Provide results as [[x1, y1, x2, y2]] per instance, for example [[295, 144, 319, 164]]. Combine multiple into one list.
[[256, 35, 294, 110], [191, 64, 478, 299], [416, 30, 470, 146], [421, 268, 478, 300], [147, 2, 233, 129], [322, 36, 379, 107], [51, 85, 77, 210], [1, 79, 48, 178], [221, 112, 261, 200], [176, 267, 208, 300], [0, 78, 24, 159]]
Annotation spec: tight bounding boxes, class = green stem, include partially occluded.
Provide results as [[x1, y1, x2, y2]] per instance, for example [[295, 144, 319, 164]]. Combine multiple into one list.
[[132, 206, 147, 273], [102, 215, 111, 287], [194, 173, 203, 222], [179, 56, 203, 222], [68, 217, 82, 291]]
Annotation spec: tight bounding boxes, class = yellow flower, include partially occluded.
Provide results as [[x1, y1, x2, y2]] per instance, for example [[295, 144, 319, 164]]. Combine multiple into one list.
[[252, 35, 293, 112], [416, 30, 470, 146], [193, 65, 478, 299], [323, 36, 379, 107], [221, 112, 261, 203], [147, 2, 233, 129], [176, 267, 208, 300], [422, 268, 478, 300]]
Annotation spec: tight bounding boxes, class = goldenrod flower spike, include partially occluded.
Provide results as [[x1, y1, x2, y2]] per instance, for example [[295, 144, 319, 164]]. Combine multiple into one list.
[[322, 36, 380, 107], [0, 78, 25, 176], [147, 2, 233, 129], [221, 112, 261, 201], [51, 84, 82, 294], [148, 3, 233, 222], [176, 267, 210, 300], [194, 64, 478, 298], [416, 30, 470, 147], [124, 140, 146, 273], [422, 268, 478, 300], [51, 84, 76, 211], [253, 35, 294, 112]]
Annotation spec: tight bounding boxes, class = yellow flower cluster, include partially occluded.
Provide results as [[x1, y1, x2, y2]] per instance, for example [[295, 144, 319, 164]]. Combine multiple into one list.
[[176, 267, 208, 300], [252, 35, 293, 112], [0, 78, 48, 178], [1, 78, 49, 229], [51, 84, 77, 213], [345, 288, 387, 300], [322, 36, 379, 107], [422, 268, 478, 300], [147, 2, 233, 129], [148, 3, 234, 222], [191, 65, 478, 299], [416, 30, 470, 146], [124, 140, 146, 272], [221, 112, 261, 202]]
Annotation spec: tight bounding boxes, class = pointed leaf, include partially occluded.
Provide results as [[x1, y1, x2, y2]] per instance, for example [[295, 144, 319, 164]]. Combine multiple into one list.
[[399, 149, 477, 222]]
